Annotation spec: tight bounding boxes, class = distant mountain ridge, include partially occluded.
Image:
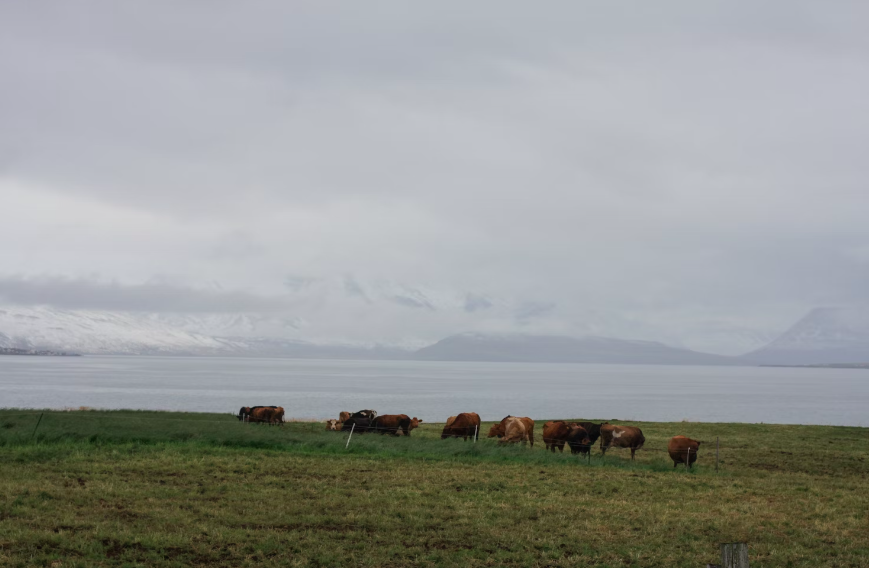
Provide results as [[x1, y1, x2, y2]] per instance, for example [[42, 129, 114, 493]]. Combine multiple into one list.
[[413, 333, 739, 365], [742, 307, 869, 365], [0, 306, 407, 359], [3, 304, 869, 366]]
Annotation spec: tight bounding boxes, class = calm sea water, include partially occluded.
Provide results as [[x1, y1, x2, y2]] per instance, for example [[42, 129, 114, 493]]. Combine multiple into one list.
[[1, 355, 867, 426]]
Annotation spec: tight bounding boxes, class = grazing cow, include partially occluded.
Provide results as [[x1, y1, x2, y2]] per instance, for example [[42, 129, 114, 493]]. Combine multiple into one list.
[[248, 406, 275, 424], [401, 417, 422, 436], [599, 425, 646, 460], [488, 416, 535, 448], [445, 416, 457, 429], [371, 414, 414, 436], [668, 436, 701, 468], [542, 421, 573, 453], [499, 416, 531, 445], [341, 411, 372, 433], [574, 421, 606, 445], [441, 412, 481, 441], [270, 407, 285, 426], [325, 419, 341, 431], [565, 424, 592, 455], [238, 406, 278, 423], [339, 411, 351, 423]]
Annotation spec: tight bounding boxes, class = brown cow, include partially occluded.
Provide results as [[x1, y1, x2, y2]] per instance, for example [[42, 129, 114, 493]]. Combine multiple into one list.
[[238, 405, 279, 422], [270, 407, 284, 426], [599, 424, 645, 460], [499, 416, 530, 445], [445, 415, 457, 429], [325, 419, 341, 431], [668, 436, 701, 468], [248, 407, 275, 424], [441, 412, 481, 441], [488, 416, 535, 448], [401, 417, 422, 436], [543, 421, 574, 452], [339, 411, 351, 423], [371, 414, 417, 436]]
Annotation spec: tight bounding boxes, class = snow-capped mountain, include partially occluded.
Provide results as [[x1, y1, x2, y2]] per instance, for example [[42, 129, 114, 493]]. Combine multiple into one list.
[[0, 306, 407, 358], [742, 307, 869, 365], [0, 306, 238, 354]]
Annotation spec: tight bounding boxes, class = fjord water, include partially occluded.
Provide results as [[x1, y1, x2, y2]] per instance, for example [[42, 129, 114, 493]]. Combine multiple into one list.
[[1, 355, 867, 426]]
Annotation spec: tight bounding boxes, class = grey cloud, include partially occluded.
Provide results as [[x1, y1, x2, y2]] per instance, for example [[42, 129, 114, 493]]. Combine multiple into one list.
[[0, 276, 289, 313], [343, 275, 372, 303], [515, 302, 556, 323], [284, 275, 320, 293], [464, 294, 493, 313], [387, 290, 435, 310], [1, 2, 869, 354]]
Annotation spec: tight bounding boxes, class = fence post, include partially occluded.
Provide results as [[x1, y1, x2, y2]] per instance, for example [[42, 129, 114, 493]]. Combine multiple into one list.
[[720, 542, 749, 568], [473, 425, 477, 443], [716, 437, 720, 472], [30, 412, 44, 441], [345, 423, 355, 449], [686, 446, 691, 470]]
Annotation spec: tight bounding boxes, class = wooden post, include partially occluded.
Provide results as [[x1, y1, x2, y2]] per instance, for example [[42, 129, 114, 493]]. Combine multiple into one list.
[[30, 412, 44, 441], [686, 446, 691, 470], [716, 436, 720, 473], [473, 425, 477, 443], [720, 542, 749, 568], [345, 423, 355, 449]]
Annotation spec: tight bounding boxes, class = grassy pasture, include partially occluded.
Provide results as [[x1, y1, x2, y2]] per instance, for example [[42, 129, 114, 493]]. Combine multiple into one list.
[[1, 409, 867, 567]]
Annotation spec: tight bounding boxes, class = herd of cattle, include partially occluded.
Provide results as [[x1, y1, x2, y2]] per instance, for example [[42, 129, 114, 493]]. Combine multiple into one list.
[[238, 407, 701, 468]]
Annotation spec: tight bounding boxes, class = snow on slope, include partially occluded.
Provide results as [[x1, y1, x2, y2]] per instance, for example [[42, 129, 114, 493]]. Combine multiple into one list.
[[743, 307, 869, 364], [0, 306, 410, 357], [0, 306, 245, 355]]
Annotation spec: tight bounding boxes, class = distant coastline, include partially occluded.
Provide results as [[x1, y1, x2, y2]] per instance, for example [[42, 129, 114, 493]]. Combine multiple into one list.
[[760, 362, 869, 369], [0, 347, 80, 357]]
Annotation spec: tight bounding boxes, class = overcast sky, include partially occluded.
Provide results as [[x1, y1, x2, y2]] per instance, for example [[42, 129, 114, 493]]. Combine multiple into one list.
[[2, 1, 868, 354]]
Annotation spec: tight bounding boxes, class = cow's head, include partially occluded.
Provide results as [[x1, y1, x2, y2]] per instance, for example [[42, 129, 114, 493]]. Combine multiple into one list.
[[237, 407, 251, 421], [325, 419, 339, 431], [409, 417, 422, 430], [569, 425, 591, 447], [487, 423, 504, 438]]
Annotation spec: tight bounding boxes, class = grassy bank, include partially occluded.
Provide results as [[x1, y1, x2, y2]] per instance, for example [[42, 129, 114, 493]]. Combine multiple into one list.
[[1, 410, 867, 567]]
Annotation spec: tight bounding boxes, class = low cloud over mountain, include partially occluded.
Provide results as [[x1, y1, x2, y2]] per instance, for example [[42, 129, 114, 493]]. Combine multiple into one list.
[[2, 2, 869, 360]]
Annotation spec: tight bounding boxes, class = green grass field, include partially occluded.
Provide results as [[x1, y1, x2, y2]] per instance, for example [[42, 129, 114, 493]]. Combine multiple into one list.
[[1, 409, 867, 567]]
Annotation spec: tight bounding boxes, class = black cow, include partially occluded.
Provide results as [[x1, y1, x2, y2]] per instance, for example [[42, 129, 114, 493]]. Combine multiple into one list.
[[575, 421, 606, 445], [341, 411, 372, 433], [565, 425, 592, 455]]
